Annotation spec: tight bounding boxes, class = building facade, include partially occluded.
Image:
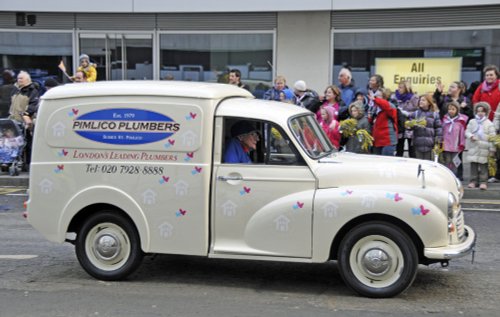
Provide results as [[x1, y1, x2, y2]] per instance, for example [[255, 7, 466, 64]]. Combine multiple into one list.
[[1, 0, 499, 95]]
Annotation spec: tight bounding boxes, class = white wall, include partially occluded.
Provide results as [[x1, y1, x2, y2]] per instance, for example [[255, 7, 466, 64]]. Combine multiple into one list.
[[0, 0, 134, 12], [276, 11, 332, 94], [134, 0, 332, 12], [0, 0, 332, 13], [1, 0, 494, 13], [332, 0, 498, 10]]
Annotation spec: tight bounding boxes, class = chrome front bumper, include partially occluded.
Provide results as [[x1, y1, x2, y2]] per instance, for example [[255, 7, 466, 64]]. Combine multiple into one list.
[[424, 225, 476, 260]]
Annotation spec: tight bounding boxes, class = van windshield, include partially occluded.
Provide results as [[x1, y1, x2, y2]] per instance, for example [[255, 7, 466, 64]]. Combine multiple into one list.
[[288, 114, 335, 159]]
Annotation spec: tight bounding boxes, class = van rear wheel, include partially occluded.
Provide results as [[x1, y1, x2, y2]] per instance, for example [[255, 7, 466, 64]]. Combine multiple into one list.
[[75, 212, 143, 280], [337, 221, 418, 298]]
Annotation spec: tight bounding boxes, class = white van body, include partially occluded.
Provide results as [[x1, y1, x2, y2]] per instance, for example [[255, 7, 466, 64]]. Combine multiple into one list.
[[27, 81, 475, 298]]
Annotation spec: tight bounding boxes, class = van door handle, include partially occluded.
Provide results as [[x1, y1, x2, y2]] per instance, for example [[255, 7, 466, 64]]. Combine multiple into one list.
[[217, 175, 243, 181]]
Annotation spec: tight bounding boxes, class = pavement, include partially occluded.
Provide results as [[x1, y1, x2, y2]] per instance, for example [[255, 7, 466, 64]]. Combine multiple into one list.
[[0, 172, 30, 187], [1, 166, 498, 201]]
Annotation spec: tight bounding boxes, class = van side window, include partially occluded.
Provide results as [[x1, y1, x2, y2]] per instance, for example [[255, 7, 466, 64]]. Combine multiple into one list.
[[222, 118, 304, 165]]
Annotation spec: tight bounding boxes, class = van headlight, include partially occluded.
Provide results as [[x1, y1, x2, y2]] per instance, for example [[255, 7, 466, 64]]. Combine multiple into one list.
[[454, 177, 464, 199], [448, 192, 459, 218]]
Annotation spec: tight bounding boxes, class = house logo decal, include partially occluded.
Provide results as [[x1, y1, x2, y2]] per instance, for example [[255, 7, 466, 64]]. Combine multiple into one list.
[[52, 121, 66, 137], [274, 215, 290, 232]]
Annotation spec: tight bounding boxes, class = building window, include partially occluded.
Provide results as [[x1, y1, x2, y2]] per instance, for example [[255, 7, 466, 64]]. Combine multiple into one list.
[[159, 33, 274, 97], [0, 31, 72, 86], [333, 29, 498, 91], [79, 33, 153, 81]]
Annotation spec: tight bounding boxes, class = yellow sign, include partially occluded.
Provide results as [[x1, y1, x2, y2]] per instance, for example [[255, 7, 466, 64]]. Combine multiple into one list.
[[375, 58, 462, 94]]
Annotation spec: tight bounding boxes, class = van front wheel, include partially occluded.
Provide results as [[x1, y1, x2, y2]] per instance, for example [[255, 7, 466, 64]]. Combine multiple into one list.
[[75, 212, 143, 280], [337, 222, 418, 298]]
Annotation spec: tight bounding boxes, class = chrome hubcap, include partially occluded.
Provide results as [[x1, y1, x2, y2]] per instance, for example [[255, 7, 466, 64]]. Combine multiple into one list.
[[349, 235, 405, 288], [361, 248, 391, 276], [94, 233, 121, 261]]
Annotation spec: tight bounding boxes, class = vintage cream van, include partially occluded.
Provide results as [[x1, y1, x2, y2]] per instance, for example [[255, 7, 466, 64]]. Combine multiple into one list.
[[27, 81, 475, 298]]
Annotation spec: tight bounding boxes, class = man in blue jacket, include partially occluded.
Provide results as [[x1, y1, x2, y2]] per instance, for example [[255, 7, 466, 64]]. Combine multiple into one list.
[[338, 67, 357, 120], [224, 121, 260, 163]]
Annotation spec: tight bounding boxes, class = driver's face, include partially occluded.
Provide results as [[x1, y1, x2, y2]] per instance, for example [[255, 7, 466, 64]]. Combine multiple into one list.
[[239, 132, 259, 150]]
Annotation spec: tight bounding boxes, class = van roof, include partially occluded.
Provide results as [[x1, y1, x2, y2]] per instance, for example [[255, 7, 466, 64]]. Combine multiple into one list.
[[42, 81, 254, 100], [216, 98, 310, 124]]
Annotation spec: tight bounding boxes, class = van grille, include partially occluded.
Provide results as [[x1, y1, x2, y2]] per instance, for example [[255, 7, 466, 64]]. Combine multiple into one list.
[[455, 208, 465, 242]]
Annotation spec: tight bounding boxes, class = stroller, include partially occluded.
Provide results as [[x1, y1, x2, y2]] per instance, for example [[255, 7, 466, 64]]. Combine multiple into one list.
[[0, 119, 25, 176]]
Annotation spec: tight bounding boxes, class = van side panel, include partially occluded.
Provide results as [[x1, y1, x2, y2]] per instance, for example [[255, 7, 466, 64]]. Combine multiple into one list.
[[28, 96, 215, 256]]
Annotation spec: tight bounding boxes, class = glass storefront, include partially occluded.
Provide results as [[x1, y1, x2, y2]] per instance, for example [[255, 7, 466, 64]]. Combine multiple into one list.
[[79, 33, 153, 81], [159, 33, 274, 97], [0, 31, 72, 85], [1, 30, 273, 86], [333, 29, 499, 92]]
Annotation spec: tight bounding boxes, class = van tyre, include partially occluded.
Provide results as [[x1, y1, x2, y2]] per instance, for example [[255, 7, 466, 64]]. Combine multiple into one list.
[[75, 212, 144, 280], [337, 221, 418, 298]]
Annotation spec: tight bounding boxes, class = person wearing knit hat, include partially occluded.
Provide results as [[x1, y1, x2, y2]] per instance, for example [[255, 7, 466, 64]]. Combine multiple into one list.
[[293, 80, 321, 113], [279, 89, 295, 103], [79, 54, 89, 62], [76, 53, 97, 82], [465, 102, 496, 190], [44, 78, 59, 90], [224, 120, 260, 163], [294, 80, 307, 93]]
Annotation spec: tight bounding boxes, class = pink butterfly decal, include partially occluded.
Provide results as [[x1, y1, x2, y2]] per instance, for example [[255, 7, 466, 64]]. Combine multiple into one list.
[[297, 201, 304, 208], [168, 139, 175, 145], [162, 176, 170, 182], [190, 112, 197, 119], [394, 193, 403, 202], [195, 166, 202, 173], [244, 186, 251, 194], [346, 190, 353, 195], [72, 108, 79, 115], [57, 165, 64, 170], [187, 152, 194, 158], [420, 205, 430, 216], [175, 208, 187, 217]]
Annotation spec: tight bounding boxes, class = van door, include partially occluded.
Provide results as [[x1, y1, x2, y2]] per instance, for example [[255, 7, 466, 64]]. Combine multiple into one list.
[[212, 118, 316, 258]]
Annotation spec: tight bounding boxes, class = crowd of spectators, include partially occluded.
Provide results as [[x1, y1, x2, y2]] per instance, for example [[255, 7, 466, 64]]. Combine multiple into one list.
[[257, 65, 500, 190], [0, 54, 95, 170], [1, 60, 498, 190]]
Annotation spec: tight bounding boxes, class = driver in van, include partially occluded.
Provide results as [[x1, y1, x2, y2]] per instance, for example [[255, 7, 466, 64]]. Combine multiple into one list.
[[224, 120, 260, 163]]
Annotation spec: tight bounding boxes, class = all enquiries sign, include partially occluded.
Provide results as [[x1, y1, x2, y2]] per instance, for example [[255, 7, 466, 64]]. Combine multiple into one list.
[[375, 57, 462, 94]]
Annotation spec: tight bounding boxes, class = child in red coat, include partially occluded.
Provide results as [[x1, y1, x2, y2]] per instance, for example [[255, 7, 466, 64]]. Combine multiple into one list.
[[369, 89, 398, 156]]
